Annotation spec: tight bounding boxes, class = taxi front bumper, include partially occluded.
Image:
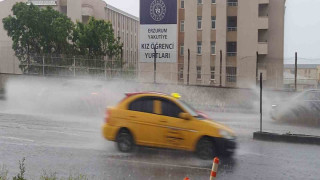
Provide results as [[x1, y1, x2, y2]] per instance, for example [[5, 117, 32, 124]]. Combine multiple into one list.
[[216, 138, 237, 156]]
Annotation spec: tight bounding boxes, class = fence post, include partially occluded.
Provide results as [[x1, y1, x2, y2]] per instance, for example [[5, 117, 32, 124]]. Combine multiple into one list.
[[42, 55, 45, 76], [187, 49, 190, 85], [220, 50, 222, 87], [120, 48, 123, 78], [256, 51, 259, 85], [104, 59, 107, 79], [73, 56, 76, 77], [154, 47, 157, 84], [295, 52, 298, 91]]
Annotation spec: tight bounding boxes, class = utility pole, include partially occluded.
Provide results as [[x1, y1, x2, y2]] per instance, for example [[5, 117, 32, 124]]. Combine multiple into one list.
[[260, 72, 263, 132], [295, 52, 298, 91], [154, 47, 157, 84], [220, 50, 222, 87], [187, 49, 190, 85]]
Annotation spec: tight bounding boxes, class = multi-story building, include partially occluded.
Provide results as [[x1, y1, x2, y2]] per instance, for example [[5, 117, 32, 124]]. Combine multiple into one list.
[[0, 0, 139, 74], [284, 64, 320, 90], [105, 5, 139, 69], [178, 0, 286, 88]]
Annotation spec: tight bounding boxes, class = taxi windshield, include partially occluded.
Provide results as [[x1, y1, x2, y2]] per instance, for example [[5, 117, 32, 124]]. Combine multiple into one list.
[[177, 100, 200, 117]]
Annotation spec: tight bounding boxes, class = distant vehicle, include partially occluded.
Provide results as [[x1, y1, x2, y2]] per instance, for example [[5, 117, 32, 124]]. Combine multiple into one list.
[[271, 89, 320, 124], [102, 92, 236, 159], [0, 88, 5, 100]]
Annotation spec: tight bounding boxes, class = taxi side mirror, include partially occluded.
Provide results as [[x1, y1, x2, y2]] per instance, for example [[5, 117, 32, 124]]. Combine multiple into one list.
[[179, 112, 192, 120]]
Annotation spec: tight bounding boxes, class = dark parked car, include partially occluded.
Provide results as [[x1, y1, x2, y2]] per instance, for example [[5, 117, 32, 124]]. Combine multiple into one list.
[[270, 89, 320, 125]]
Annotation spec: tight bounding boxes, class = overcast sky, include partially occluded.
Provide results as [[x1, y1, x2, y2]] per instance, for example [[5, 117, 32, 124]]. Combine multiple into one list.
[[105, 0, 320, 64]]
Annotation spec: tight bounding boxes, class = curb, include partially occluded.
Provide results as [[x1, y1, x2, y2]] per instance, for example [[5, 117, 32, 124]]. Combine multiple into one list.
[[253, 131, 320, 145]]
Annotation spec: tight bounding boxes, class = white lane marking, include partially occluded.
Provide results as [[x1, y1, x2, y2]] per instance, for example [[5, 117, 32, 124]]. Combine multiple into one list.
[[0, 136, 34, 142], [0, 141, 27, 146], [108, 158, 211, 171]]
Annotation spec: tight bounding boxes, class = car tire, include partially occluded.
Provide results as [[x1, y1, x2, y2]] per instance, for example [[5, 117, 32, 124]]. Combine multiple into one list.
[[196, 137, 216, 160], [116, 129, 134, 153]]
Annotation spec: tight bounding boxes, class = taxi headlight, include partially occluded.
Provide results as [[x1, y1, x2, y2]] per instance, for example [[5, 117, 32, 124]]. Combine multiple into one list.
[[219, 130, 234, 140]]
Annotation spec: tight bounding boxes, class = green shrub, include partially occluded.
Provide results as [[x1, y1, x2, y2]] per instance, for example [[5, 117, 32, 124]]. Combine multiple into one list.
[[0, 165, 9, 180], [12, 158, 26, 180]]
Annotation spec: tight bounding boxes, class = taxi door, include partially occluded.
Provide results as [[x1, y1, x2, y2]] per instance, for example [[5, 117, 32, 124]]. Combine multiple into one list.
[[157, 98, 196, 150], [126, 96, 164, 147]]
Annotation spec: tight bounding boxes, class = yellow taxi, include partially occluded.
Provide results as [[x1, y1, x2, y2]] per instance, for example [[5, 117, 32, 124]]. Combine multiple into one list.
[[102, 92, 236, 159]]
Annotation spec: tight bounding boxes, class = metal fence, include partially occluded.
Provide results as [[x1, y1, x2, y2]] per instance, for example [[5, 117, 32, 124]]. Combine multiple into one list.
[[1, 51, 320, 91]]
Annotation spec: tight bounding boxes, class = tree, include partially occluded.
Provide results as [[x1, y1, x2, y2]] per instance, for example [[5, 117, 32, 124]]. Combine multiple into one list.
[[73, 17, 122, 59], [3, 3, 123, 75], [2, 3, 74, 73]]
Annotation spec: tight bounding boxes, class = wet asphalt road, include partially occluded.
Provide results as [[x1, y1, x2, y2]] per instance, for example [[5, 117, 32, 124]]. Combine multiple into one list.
[[0, 105, 320, 180]]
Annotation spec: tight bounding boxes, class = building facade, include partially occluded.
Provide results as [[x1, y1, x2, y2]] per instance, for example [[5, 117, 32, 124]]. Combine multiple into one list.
[[139, 0, 285, 88], [179, 0, 285, 88], [0, 0, 139, 74]]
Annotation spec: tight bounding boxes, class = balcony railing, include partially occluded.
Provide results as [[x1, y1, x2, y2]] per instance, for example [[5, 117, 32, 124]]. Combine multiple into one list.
[[227, 2, 238, 6], [227, 52, 237, 56], [227, 27, 237, 31]]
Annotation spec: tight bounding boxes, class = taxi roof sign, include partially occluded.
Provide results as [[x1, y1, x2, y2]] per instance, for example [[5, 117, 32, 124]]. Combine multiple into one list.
[[171, 93, 181, 99]]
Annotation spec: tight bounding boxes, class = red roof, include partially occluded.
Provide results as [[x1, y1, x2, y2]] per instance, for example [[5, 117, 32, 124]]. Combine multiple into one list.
[[125, 92, 167, 97]]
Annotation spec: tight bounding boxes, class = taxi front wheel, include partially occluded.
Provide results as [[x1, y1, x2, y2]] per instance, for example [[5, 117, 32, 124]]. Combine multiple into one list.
[[116, 129, 134, 153], [196, 137, 216, 160]]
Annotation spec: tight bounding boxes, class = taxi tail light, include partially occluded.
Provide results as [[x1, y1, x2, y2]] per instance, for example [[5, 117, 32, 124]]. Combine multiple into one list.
[[105, 109, 111, 123]]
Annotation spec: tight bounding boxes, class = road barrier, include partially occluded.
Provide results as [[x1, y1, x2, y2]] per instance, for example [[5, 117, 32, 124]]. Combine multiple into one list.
[[210, 157, 220, 180]]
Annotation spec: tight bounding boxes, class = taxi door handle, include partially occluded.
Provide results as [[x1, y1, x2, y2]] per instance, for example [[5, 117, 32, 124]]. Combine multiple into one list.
[[129, 115, 137, 118], [159, 120, 167, 123]]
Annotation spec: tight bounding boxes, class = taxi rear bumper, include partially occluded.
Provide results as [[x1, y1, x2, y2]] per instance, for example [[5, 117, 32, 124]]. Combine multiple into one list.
[[102, 123, 118, 141]]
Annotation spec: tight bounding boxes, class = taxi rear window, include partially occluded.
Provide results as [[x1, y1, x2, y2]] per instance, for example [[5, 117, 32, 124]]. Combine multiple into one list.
[[128, 97, 154, 113]]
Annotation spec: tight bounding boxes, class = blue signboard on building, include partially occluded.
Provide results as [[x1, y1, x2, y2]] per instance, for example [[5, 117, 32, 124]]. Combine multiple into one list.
[[139, 0, 177, 63], [140, 0, 177, 25]]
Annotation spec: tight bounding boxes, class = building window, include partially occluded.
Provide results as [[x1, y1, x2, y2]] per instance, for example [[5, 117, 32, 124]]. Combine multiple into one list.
[[212, 0, 216, 4], [180, 20, 184, 32], [197, 41, 202, 54], [197, 0, 203, 5], [227, 16, 237, 31], [227, 42, 237, 56], [180, 44, 184, 56], [259, 4, 269, 17], [211, 41, 216, 55], [227, 0, 238, 6], [197, 16, 202, 29], [290, 69, 295, 74], [226, 67, 237, 82], [211, 67, 215, 80], [181, 0, 184, 8], [179, 67, 184, 79], [197, 66, 202, 79], [211, 16, 216, 29]]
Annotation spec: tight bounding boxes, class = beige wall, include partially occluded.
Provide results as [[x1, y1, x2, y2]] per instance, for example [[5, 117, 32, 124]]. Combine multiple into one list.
[[265, 0, 285, 88], [0, 0, 26, 74], [237, 0, 258, 88]]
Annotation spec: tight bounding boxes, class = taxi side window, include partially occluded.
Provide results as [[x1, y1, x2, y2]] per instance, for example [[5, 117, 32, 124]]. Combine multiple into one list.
[[161, 99, 183, 118], [129, 97, 154, 113]]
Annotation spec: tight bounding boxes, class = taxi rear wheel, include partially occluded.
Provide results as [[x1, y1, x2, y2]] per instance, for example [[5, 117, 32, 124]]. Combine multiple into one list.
[[196, 137, 216, 160], [116, 129, 134, 153]]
